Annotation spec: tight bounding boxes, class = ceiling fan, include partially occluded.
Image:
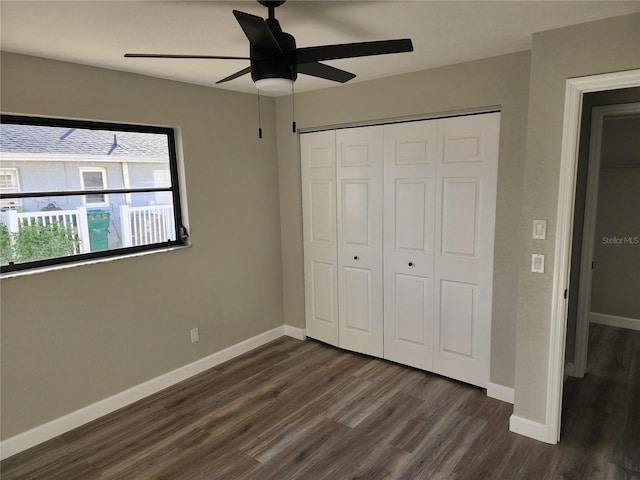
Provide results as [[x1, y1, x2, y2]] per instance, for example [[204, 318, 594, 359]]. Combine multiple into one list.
[[125, 0, 414, 92]]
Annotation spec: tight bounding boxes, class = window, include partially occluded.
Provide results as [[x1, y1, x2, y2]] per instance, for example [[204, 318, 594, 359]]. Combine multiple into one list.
[[0, 115, 187, 273], [0, 168, 21, 210], [79, 167, 108, 206]]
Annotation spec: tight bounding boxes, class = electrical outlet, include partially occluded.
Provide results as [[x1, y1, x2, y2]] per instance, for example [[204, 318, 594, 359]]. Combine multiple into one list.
[[531, 254, 545, 273], [190, 328, 199, 343]]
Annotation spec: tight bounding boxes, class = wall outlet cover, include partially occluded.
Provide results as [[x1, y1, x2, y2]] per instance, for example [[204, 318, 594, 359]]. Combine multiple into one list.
[[531, 254, 545, 273], [533, 220, 547, 239], [190, 328, 200, 343]]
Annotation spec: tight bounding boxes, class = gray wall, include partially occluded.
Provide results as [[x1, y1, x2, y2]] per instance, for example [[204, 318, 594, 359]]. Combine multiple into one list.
[[514, 13, 640, 423], [590, 115, 640, 319], [0, 52, 283, 439], [275, 51, 531, 389], [2, 11, 639, 443]]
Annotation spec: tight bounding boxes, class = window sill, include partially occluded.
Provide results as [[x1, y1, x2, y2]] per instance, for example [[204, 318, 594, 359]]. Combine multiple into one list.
[[0, 244, 192, 279]]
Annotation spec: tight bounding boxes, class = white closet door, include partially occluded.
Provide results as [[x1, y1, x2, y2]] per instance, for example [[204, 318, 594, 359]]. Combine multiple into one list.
[[301, 130, 339, 347], [433, 112, 500, 387], [336, 126, 384, 357], [383, 121, 437, 370]]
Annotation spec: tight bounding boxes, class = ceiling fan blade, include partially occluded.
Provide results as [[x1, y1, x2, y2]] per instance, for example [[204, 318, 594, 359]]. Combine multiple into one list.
[[297, 62, 356, 83], [124, 53, 250, 60], [296, 39, 413, 64], [216, 66, 253, 84], [232, 10, 283, 57]]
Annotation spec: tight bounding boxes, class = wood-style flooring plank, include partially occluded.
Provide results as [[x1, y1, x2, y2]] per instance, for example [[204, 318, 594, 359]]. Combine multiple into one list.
[[613, 351, 640, 473], [2, 324, 639, 479]]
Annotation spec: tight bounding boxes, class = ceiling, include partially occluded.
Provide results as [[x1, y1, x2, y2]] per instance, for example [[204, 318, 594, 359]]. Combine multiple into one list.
[[1, 1, 639, 97]]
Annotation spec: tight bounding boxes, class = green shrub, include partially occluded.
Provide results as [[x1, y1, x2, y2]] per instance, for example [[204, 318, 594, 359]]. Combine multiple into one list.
[[0, 223, 11, 265], [1, 219, 80, 265]]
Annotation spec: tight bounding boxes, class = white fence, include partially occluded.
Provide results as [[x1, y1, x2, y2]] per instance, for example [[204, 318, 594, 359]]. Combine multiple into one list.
[[0, 208, 91, 254], [120, 204, 176, 247], [0, 204, 176, 253]]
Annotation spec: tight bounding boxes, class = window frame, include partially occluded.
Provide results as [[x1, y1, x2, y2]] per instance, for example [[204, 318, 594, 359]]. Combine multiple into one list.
[[0, 114, 187, 274]]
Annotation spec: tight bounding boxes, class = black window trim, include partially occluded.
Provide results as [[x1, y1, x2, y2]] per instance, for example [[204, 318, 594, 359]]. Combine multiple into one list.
[[0, 114, 187, 273]]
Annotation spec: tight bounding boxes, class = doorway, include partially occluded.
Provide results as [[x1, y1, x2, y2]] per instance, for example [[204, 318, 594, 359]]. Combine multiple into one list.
[[546, 70, 640, 445], [561, 97, 640, 455], [569, 100, 640, 379]]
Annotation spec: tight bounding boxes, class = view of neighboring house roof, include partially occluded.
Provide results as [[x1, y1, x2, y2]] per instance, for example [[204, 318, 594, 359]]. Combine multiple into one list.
[[0, 124, 169, 159]]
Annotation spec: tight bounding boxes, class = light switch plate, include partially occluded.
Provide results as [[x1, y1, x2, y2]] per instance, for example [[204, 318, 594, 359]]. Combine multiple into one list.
[[533, 220, 547, 239], [531, 254, 545, 273]]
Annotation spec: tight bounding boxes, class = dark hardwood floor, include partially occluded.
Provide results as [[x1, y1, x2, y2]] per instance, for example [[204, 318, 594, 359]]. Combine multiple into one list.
[[2, 323, 639, 479]]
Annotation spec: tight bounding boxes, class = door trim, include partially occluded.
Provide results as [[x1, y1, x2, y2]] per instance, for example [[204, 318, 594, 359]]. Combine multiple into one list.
[[545, 69, 640, 444]]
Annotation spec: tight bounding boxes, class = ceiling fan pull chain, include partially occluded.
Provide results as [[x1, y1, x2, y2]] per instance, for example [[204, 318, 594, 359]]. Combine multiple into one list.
[[257, 89, 263, 139], [291, 81, 296, 133]]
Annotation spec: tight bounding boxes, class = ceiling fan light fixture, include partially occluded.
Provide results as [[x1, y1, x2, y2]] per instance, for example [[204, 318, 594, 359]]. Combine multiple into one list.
[[124, 1, 414, 95], [255, 77, 293, 92]]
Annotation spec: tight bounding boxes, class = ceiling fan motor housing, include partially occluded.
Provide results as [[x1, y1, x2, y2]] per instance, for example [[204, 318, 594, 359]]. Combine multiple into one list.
[[250, 27, 298, 82], [258, 1, 286, 9]]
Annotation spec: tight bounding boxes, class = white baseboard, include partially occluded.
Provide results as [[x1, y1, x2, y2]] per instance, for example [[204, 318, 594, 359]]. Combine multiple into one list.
[[509, 414, 557, 444], [1, 325, 306, 460], [590, 312, 640, 331], [284, 325, 307, 340], [486, 382, 514, 404]]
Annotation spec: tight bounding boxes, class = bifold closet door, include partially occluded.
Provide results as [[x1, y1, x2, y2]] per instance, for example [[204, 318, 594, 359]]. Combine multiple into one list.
[[300, 130, 339, 347], [433, 112, 500, 387], [383, 121, 437, 371], [336, 126, 384, 357], [301, 112, 500, 388]]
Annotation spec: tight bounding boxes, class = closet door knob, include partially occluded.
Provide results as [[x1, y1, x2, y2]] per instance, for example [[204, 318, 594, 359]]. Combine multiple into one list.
[[408, 262, 414, 267], [354, 256, 359, 260]]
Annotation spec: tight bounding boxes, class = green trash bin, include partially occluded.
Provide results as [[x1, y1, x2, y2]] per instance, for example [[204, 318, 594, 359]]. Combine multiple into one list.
[[87, 210, 110, 252]]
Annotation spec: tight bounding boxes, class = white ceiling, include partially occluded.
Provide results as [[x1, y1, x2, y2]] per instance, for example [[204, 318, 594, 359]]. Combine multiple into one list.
[[2, 1, 639, 97]]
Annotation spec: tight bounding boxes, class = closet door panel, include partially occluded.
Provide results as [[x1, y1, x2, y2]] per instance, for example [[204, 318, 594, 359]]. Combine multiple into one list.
[[383, 121, 437, 370], [434, 112, 500, 387], [310, 261, 336, 326], [337, 126, 384, 357], [441, 178, 481, 258], [309, 181, 334, 243], [342, 180, 371, 246], [343, 267, 373, 331], [395, 179, 429, 252], [301, 131, 339, 346], [394, 273, 431, 345], [440, 280, 476, 357]]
